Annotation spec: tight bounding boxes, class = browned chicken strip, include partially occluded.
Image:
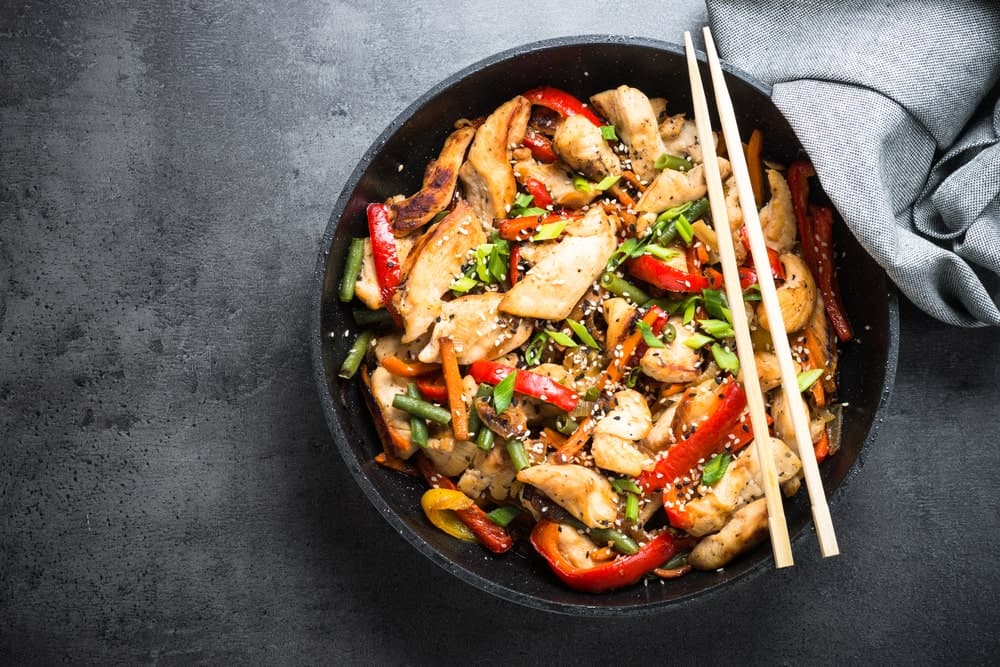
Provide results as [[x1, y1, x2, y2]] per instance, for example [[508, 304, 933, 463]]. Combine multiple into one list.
[[590, 85, 667, 183], [459, 95, 531, 225], [552, 114, 622, 182], [393, 125, 476, 234]]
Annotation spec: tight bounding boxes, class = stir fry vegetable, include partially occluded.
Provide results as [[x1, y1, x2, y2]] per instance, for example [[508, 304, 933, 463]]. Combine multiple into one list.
[[335, 84, 851, 593]]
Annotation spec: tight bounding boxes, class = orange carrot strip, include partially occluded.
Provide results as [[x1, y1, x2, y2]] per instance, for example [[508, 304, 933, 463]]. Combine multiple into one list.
[[746, 128, 764, 208], [814, 427, 830, 463], [540, 427, 568, 449], [609, 183, 635, 208], [439, 338, 469, 442], [381, 355, 440, 378], [803, 328, 828, 408]]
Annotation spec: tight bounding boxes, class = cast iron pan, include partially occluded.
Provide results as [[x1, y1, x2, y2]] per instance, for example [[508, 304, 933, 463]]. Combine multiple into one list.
[[311, 36, 899, 615]]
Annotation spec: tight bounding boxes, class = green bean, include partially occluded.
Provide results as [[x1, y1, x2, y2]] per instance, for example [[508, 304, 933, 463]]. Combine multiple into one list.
[[407, 383, 429, 448], [505, 438, 530, 472], [625, 493, 639, 523], [338, 238, 366, 302], [338, 330, 372, 379], [391, 394, 452, 425], [657, 220, 679, 246], [600, 271, 650, 305], [486, 505, 520, 527], [476, 425, 495, 451], [352, 308, 395, 327], [588, 527, 640, 555]]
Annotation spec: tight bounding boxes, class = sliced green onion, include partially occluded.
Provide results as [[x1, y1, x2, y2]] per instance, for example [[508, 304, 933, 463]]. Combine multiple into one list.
[[532, 220, 567, 241], [515, 206, 547, 217], [513, 192, 533, 209], [467, 383, 492, 436], [351, 308, 394, 327], [625, 492, 639, 522], [702, 289, 732, 324], [407, 383, 429, 448], [643, 243, 679, 261], [588, 527, 639, 555], [339, 238, 365, 302], [681, 295, 701, 325], [553, 414, 579, 436], [624, 366, 641, 387], [566, 318, 599, 349], [450, 275, 479, 294], [583, 386, 601, 402], [546, 329, 577, 347], [486, 505, 521, 527], [743, 284, 762, 302], [699, 318, 735, 339], [711, 343, 740, 374], [338, 330, 373, 379], [600, 124, 618, 141], [683, 332, 714, 350], [656, 221, 679, 246], [675, 215, 694, 245], [492, 371, 517, 413], [654, 153, 693, 171], [600, 271, 650, 305], [524, 332, 548, 366], [661, 322, 677, 343], [636, 320, 665, 348], [573, 174, 592, 193], [505, 438, 530, 472], [606, 237, 642, 271], [391, 393, 452, 424], [595, 174, 620, 191], [797, 367, 826, 393], [476, 425, 495, 451], [701, 452, 732, 485], [610, 478, 641, 495], [656, 201, 693, 223], [686, 198, 709, 222]]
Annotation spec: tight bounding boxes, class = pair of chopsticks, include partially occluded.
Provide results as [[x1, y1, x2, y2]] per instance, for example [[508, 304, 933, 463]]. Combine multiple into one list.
[[684, 28, 838, 567]]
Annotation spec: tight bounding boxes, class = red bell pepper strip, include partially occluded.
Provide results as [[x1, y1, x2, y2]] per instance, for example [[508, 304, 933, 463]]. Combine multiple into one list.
[[416, 455, 514, 554], [366, 203, 401, 315], [638, 379, 748, 494], [811, 206, 854, 342], [509, 244, 521, 285], [626, 254, 710, 293], [530, 520, 689, 593], [523, 177, 553, 209], [497, 211, 578, 241], [522, 128, 558, 163], [787, 161, 819, 274], [415, 376, 449, 404], [738, 227, 786, 282], [468, 360, 579, 413], [523, 86, 604, 127]]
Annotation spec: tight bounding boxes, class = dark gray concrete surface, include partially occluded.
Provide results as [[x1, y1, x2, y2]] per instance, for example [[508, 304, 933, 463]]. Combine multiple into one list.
[[2, 1, 998, 664]]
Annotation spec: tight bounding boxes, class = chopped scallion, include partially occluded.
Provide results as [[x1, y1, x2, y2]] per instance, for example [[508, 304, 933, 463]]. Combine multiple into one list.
[[546, 329, 577, 347], [636, 320, 665, 348], [610, 478, 641, 495], [675, 215, 694, 245], [699, 318, 735, 339], [573, 174, 592, 193], [486, 505, 521, 527], [595, 174, 620, 191], [683, 332, 714, 350], [797, 367, 825, 393], [450, 275, 479, 294], [625, 492, 639, 522], [600, 124, 618, 141], [711, 343, 740, 374], [492, 371, 517, 414], [524, 332, 547, 366], [532, 220, 567, 241], [643, 243, 679, 261], [566, 318, 599, 349]]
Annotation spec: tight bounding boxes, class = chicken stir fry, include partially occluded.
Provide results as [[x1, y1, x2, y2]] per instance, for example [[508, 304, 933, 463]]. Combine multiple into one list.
[[337, 84, 852, 593]]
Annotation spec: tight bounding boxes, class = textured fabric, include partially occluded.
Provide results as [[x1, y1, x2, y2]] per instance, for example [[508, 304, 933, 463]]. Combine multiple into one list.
[[707, 0, 1000, 327]]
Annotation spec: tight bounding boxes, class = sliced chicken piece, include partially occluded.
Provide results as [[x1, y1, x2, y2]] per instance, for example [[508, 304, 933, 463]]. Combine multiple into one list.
[[659, 114, 712, 163], [393, 125, 477, 234], [368, 366, 417, 459], [552, 114, 622, 182], [639, 319, 703, 385], [754, 350, 800, 392], [689, 497, 768, 570], [516, 463, 619, 528], [458, 443, 519, 502], [756, 253, 817, 334], [499, 207, 617, 321], [641, 400, 680, 453], [684, 436, 802, 537], [423, 435, 481, 477], [591, 389, 653, 476], [603, 297, 637, 353], [758, 169, 796, 252], [393, 201, 486, 342], [636, 158, 732, 214], [771, 390, 828, 449], [513, 157, 599, 209], [417, 292, 533, 364], [372, 332, 429, 366], [648, 97, 667, 119], [590, 85, 667, 183], [354, 235, 415, 311], [459, 95, 531, 224]]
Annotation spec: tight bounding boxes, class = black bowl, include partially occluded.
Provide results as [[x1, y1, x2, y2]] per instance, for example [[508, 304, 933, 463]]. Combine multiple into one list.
[[311, 35, 899, 615]]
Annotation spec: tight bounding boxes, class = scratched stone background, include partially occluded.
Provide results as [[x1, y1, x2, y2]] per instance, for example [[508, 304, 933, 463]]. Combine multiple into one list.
[[1, 1, 998, 664]]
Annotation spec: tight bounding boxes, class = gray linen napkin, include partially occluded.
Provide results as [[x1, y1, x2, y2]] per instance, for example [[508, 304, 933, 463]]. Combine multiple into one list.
[[706, 0, 1000, 327]]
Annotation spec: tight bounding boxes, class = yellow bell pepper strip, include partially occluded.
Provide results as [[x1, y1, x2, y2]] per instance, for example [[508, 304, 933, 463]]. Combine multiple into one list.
[[530, 520, 692, 593], [416, 455, 514, 553], [421, 488, 477, 542]]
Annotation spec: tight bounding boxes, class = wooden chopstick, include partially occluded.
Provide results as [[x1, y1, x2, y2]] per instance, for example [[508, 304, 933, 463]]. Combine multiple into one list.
[[700, 26, 839, 557], [683, 32, 794, 568]]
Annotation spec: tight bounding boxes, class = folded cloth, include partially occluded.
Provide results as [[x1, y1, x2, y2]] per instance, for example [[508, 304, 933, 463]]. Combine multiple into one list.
[[706, 0, 1000, 327]]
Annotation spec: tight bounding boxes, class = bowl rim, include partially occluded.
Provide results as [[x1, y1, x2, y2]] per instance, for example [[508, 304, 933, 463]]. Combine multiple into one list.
[[310, 34, 901, 616]]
